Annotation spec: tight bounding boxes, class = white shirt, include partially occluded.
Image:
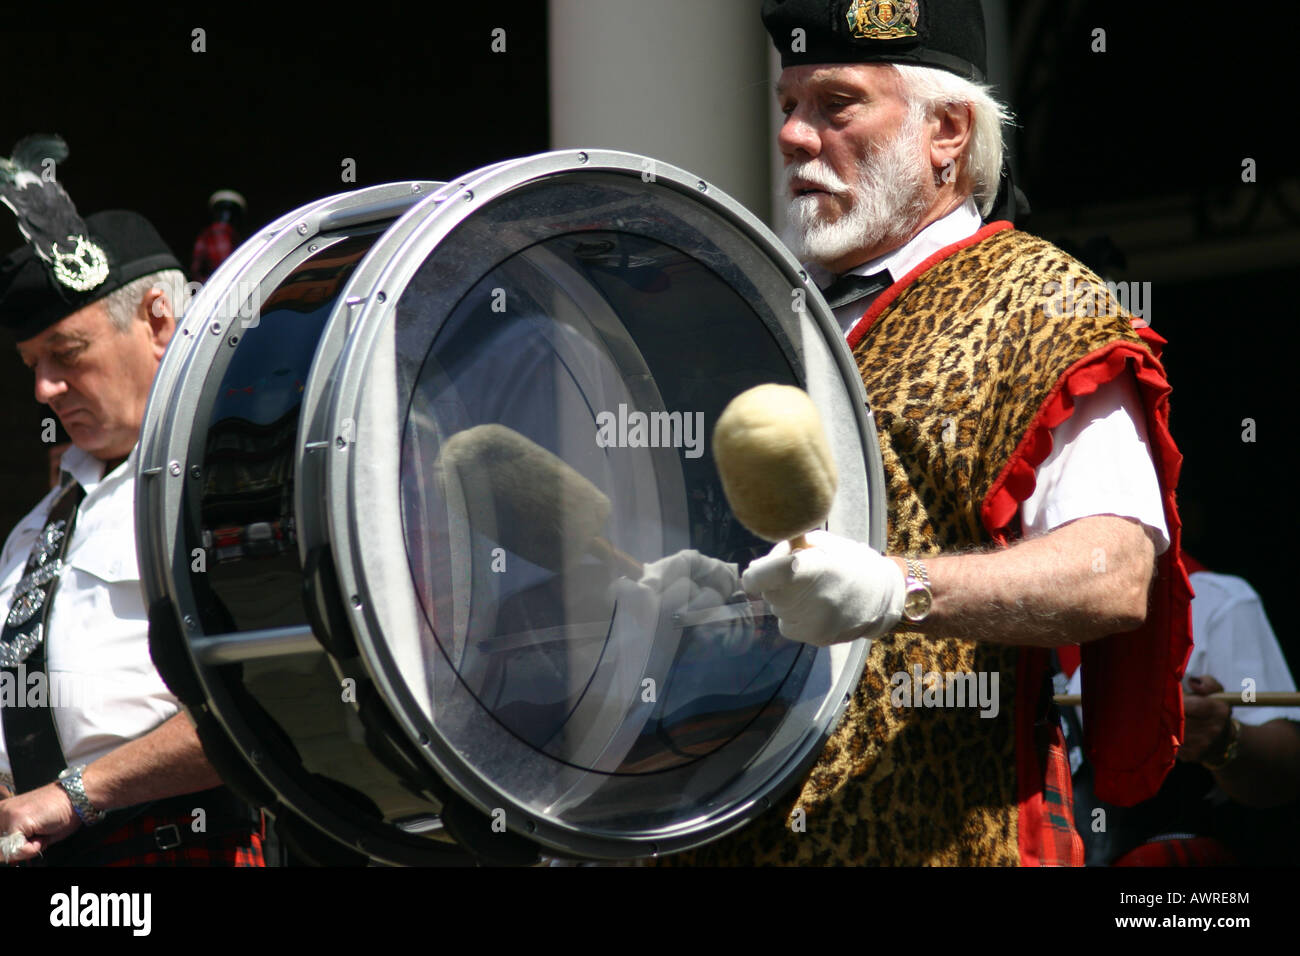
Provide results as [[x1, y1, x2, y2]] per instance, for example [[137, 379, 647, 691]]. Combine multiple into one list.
[[0, 445, 180, 784], [814, 199, 1170, 553], [813, 198, 987, 336], [1066, 571, 1297, 727]]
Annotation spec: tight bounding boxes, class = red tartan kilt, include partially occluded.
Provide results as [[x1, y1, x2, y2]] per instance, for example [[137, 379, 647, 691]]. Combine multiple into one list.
[[92, 809, 266, 867]]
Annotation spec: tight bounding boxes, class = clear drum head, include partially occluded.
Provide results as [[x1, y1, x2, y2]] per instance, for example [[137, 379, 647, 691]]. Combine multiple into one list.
[[323, 152, 886, 860]]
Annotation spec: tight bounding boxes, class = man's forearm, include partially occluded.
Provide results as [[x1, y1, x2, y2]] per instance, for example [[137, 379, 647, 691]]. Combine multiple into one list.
[[890, 514, 1156, 647], [80, 712, 223, 811]]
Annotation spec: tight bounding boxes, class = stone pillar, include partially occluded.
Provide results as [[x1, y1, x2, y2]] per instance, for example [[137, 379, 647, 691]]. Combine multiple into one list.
[[549, 0, 773, 220]]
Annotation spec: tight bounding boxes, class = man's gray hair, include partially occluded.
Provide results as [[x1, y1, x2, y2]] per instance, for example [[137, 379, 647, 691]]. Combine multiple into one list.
[[101, 269, 188, 332], [893, 64, 1014, 218]]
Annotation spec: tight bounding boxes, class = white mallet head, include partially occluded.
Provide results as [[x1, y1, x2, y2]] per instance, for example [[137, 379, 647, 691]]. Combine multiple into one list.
[[712, 384, 837, 546]]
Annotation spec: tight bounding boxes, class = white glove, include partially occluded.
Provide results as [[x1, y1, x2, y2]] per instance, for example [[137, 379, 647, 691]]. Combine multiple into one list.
[[639, 550, 741, 608], [741, 530, 905, 646], [0, 831, 27, 865], [631, 550, 753, 653]]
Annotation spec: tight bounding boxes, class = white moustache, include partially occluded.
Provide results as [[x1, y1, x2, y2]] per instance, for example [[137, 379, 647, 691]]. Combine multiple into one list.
[[784, 162, 850, 196]]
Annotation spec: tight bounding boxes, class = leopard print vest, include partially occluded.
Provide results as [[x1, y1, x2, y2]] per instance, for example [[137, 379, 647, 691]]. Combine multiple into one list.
[[665, 225, 1150, 866]]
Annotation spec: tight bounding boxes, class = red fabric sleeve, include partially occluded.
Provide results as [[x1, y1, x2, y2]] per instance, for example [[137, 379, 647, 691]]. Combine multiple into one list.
[[984, 335, 1193, 810]]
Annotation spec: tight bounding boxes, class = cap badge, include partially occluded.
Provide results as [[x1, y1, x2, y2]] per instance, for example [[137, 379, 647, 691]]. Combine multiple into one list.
[[846, 0, 919, 40]]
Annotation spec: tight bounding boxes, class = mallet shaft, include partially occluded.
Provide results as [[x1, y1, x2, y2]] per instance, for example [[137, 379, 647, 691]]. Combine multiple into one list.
[[1053, 692, 1300, 707]]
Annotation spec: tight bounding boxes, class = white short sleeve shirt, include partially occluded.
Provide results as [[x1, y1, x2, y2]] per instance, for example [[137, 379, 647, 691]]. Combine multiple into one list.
[[1178, 572, 1296, 726], [824, 200, 1169, 551], [1066, 571, 1295, 727], [0, 445, 179, 783]]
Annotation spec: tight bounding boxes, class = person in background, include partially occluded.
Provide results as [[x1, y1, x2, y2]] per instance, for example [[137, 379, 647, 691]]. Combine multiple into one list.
[[0, 135, 264, 866], [1063, 555, 1300, 865], [191, 189, 246, 283]]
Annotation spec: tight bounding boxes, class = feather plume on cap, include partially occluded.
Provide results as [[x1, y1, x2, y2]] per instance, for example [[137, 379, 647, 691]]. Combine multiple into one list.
[[0, 134, 108, 292]]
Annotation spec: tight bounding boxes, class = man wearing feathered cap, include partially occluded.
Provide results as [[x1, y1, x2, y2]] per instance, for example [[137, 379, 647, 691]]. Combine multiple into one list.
[[0, 136, 264, 865], [676, 1, 1192, 865]]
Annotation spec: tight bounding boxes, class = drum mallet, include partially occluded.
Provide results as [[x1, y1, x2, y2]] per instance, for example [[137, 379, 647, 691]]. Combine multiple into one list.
[[712, 384, 837, 550]]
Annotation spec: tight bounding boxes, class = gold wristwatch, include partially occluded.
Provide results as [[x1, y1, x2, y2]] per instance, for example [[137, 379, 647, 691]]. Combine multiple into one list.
[[901, 558, 933, 625]]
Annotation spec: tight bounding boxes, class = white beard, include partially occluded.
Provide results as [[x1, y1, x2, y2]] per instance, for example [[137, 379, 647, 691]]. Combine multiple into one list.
[[782, 112, 933, 270]]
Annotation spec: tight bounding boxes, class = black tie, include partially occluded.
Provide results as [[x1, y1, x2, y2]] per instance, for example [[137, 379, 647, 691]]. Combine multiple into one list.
[[817, 269, 893, 310], [1, 472, 85, 794]]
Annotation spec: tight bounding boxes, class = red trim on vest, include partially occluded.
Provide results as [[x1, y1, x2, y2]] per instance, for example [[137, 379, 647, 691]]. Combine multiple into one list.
[[979, 335, 1193, 864], [845, 221, 1014, 350]]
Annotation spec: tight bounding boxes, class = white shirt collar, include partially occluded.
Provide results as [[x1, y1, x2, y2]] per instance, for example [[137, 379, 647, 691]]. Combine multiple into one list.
[[60, 443, 137, 497], [814, 197, 983, 335], [851, 197, 982, 285]]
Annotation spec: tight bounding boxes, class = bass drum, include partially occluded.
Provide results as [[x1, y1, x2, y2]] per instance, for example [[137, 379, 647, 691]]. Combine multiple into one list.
[[137, 151, 888, 865]]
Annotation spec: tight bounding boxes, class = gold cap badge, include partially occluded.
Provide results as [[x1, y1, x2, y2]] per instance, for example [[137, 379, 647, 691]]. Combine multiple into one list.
[[846, 0, 920, 40]]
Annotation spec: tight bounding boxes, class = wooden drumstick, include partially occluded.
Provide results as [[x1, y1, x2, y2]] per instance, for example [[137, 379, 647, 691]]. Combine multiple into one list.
[[712, 384, 837, 551], [1053, 692, 1300, 707]]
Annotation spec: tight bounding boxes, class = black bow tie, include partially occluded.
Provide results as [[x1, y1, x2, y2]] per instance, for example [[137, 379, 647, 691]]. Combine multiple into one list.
[[818, 269, 893, 310]]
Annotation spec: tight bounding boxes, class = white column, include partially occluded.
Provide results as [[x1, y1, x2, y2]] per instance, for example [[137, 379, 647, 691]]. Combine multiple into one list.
[[548, 0, 773, 221], [768, 44, 790, 240]]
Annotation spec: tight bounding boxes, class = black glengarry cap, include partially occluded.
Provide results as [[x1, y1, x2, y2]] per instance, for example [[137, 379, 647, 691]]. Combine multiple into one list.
[[0, 209, 181, 341], [0, 134, 182, 341], [762, 0, 987, 83]]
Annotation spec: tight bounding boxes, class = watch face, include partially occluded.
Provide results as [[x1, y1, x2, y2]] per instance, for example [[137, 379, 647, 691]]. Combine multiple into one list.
[[904, 587, 932, 621]]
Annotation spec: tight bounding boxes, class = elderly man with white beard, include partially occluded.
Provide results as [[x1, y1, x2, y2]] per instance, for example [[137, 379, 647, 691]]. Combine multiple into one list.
[[669, 0, 1193, 866]]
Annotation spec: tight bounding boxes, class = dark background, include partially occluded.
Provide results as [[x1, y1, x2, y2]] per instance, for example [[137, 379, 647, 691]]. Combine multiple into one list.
[[0, 3, 1294, 675], [0, 9, 552, 531]]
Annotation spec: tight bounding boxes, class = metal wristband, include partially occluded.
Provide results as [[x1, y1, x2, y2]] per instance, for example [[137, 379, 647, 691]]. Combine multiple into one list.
[[901, 557, 933, 624], [56, 765, 105, 826]]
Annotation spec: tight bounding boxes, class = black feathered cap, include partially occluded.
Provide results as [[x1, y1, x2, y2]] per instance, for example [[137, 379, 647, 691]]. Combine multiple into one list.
[[0, 210, 181, 341], [762, 0, 987, 83]]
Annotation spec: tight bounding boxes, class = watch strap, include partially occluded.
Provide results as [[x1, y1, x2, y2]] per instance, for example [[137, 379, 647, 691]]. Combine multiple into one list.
[[57, 765, 105, 826], [901, 557, 933, 624]]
